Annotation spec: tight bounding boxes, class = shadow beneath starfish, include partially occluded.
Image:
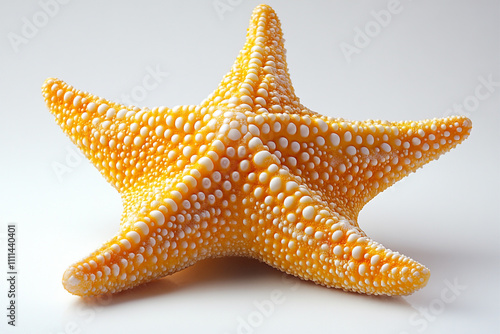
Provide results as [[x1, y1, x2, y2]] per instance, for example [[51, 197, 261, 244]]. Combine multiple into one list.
[[66, 257, 278, 308], [70, 256, 411, 309], [84, 257, 284, 306]]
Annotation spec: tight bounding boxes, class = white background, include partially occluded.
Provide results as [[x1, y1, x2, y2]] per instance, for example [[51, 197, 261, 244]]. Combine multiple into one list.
[[1, 0, 499, 333]]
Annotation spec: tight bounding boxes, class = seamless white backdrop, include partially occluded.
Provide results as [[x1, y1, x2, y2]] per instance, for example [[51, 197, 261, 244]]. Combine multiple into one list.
[[1, 1, 499, 333]]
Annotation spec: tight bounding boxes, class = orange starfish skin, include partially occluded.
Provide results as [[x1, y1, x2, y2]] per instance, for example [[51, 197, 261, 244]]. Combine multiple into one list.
[[43, 4, 471, 297]]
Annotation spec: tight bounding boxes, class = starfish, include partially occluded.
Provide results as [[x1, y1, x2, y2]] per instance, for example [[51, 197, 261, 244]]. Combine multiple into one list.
[[43, 4, 471, 297]]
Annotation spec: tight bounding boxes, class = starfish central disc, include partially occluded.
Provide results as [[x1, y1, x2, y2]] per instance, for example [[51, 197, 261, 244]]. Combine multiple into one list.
[[43, 4, 471, 297]]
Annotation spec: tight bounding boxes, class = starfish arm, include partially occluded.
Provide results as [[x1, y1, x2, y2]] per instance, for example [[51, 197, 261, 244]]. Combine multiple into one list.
[[348, 116, 472, 210], [237, 145, 429, 295], [61, 127, 255, 296], [201, 4, 309, 115], [252, 204, 431, 296], [252, 113, 471, 218], [317, 115, 472, 216], [62, 178, 243, 296], [42, 78, 202, 191], [61, 211, 208, 296]]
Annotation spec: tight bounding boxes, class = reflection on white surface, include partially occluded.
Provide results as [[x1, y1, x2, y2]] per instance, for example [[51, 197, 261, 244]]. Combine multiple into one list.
[[0, 0, 498, 333]]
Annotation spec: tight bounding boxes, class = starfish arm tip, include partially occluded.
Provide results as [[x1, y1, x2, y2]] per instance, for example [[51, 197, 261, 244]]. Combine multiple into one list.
[[62, 266, 91, 296]]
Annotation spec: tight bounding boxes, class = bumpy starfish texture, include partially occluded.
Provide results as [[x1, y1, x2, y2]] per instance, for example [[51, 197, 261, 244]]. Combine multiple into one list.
[[43, 4, 471, 297]]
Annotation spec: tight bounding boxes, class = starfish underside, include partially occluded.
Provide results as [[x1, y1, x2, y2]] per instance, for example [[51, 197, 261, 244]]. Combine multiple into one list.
[[43, 4, 471, 297]]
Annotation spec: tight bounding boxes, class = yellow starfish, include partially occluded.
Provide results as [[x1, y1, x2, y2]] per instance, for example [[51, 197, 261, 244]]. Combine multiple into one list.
[[43, 4, 471, 297]]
